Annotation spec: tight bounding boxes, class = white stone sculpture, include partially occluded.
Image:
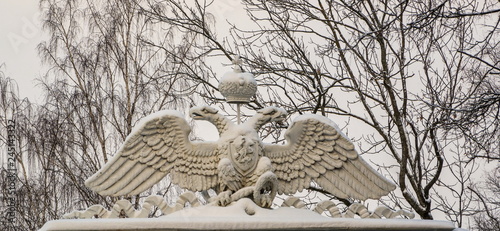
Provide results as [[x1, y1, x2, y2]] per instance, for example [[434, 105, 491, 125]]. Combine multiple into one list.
[[63, 192, 201, 219], [218, 55, 257, 103], [85, 103, 396, 208], [282, 196, 414, 219], [85, 56, 396, 209], [63, 193, 413, 220]]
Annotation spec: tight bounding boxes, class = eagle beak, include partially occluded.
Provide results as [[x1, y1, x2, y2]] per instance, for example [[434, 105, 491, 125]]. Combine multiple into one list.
[[276, 120, 289, 128], [190, 112, 204, 119]]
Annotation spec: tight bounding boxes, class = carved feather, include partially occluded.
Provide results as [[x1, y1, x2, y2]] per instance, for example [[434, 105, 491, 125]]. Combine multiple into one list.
[[85, 110, 219, 196], [264, 114, 396, 199]]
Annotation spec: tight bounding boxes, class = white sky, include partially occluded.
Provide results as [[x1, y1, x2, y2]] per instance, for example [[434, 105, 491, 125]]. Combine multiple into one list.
[[0, 0, 246, 103], [0, 1, 44, 102]]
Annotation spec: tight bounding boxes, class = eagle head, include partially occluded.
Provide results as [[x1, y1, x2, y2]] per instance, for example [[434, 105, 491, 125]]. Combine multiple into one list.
[[256, 107, 287, 123], [189, 105, 219, 120]]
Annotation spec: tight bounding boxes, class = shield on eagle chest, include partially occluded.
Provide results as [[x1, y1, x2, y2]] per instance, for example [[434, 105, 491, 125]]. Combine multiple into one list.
[[228, 135, 260, 176]]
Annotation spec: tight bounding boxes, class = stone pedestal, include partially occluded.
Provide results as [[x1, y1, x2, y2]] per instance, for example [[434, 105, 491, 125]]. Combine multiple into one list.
[[40, 199, 463, 231], [40, 218, 461, 231]]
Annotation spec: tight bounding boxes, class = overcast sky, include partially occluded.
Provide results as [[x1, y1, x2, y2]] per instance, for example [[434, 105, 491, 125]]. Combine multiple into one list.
[[1, 1, 45, 102], [0, 1, 247, 103]]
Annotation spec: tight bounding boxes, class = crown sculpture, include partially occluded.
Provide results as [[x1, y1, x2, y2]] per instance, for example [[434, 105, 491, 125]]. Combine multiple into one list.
[[84, 56, 396, 211], [218, 55, 257, 103]]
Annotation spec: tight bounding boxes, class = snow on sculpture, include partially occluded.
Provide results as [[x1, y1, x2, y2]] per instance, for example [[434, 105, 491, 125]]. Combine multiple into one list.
[[84, 57, 397, 209], [63, 192, 201, 219], [63, 193, 413, 220]]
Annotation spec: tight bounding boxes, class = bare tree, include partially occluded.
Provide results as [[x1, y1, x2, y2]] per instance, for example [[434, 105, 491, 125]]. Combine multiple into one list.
[[0, 0, 205, 229], [38, 0, 199, 204], [0, 67, 45, 230], [140, 0, 499, 227], [469, 166, 500, 231]]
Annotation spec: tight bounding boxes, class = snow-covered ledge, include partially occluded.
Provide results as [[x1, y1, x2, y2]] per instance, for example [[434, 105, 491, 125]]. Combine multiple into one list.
[[40, 199, 463, 231]]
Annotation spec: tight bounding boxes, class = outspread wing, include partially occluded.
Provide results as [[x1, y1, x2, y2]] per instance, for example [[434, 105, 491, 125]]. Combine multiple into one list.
[[264, 114, 396, 200], [85, 110, 219, 196]]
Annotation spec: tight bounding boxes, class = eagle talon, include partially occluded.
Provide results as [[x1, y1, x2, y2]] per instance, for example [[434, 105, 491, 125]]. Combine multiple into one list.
[[259, 195, 273, 208], [217, 191, 233, 206], [253, 171, 278, 208]]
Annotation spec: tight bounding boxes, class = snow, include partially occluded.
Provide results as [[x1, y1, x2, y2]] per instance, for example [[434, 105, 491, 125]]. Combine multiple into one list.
[[295, 114, 353, 141], [220, 70, 256, 84], [132, 110, 185, 134], [39, 199, 461, 231]]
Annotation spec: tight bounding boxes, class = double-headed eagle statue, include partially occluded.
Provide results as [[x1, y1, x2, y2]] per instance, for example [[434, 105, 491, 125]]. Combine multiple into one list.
[[85, 59, 396, 208]]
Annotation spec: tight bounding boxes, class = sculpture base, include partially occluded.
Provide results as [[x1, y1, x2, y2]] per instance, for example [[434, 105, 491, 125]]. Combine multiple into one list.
[[41, 218, 461, 231], [40, 199, 463, 231]]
